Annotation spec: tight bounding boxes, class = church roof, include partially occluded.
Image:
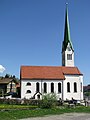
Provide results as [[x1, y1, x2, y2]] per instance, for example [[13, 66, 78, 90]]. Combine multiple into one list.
[[62, 5, 74, 52], [20, 66, 82, 80]]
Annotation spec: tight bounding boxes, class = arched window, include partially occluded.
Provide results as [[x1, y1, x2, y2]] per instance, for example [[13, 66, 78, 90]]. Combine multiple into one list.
[[26, 90, 31, 93], [36, 82, 39, 92], [67, 82, 70, 92], [51, 83, 54, 93], [43, 83, 47, 93], [26, 82, 31, 86], [58, 83, 61, 93], [74, 82, 77, 92]]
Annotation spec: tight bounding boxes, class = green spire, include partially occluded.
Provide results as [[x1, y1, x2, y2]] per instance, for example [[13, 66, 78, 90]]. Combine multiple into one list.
[[62, 5, 74, 51]]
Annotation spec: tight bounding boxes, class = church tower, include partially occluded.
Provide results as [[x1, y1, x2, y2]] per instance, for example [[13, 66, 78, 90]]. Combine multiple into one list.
[[62, 5, 74, 67]]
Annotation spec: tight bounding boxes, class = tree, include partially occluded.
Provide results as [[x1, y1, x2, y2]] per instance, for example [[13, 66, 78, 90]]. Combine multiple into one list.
[[40, 93, 57, 109], [5, 74, 10, 78], [4, 74, 19, 84]]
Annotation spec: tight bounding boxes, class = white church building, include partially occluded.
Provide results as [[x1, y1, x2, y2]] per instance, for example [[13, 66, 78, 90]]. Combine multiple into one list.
[[20, 6, 83, 100]]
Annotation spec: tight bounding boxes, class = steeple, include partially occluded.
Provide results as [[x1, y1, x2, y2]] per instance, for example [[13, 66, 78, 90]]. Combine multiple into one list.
[[62, 4, 74, 52], [62, 4, 74, 67]]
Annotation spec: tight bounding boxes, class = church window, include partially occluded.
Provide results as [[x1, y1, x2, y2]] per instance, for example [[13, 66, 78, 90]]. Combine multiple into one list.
[[67, 54, 72, 60], [26, 82, 31, 86], [58, 83, 61, 93], [74, 82, 77, 92], [51, 83, 54, 93], [36, 82, 39, 92], [26, 90, 31, 93], [43, 83, 47, 93], [67, 82, 70, 92]]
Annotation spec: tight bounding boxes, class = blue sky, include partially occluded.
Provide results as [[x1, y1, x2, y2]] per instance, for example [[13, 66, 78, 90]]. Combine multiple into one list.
[[0, 0, 90, 85]]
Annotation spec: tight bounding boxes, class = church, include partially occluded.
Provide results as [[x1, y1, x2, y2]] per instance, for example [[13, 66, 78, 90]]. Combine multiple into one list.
[[20, 6, 83, 100]]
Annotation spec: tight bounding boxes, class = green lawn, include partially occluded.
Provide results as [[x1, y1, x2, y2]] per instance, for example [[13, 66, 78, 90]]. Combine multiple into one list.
[[0, 106, 90, 120], [0, 104, 37, 110]]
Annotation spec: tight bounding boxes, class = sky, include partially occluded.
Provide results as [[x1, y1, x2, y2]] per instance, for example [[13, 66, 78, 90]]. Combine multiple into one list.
[[0, 0, 90, 85]]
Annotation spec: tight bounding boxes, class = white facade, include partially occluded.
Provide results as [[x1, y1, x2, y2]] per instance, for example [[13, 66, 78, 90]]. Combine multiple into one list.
[[21, 75, 83, 100], [63, 75, 83, 100], [21, 80, 62, 100]]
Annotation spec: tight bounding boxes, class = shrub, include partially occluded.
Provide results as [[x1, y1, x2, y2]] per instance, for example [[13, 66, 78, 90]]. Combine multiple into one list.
[[0, 98, 41, 106], [40, 93, 57, 109]]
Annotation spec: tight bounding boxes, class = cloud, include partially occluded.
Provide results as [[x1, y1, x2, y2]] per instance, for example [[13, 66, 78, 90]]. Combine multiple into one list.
[[0, 65, 5, 73]]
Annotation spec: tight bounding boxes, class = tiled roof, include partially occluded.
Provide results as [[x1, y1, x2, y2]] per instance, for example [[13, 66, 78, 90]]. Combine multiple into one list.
[[61, 66, 82, 75], [20, 66, 82, 80], [0, 78, 13, 84]]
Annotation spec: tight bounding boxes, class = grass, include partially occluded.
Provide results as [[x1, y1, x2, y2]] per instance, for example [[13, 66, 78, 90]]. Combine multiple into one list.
[[0, 106, 90, 120], [0, 104, 37, 110]]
